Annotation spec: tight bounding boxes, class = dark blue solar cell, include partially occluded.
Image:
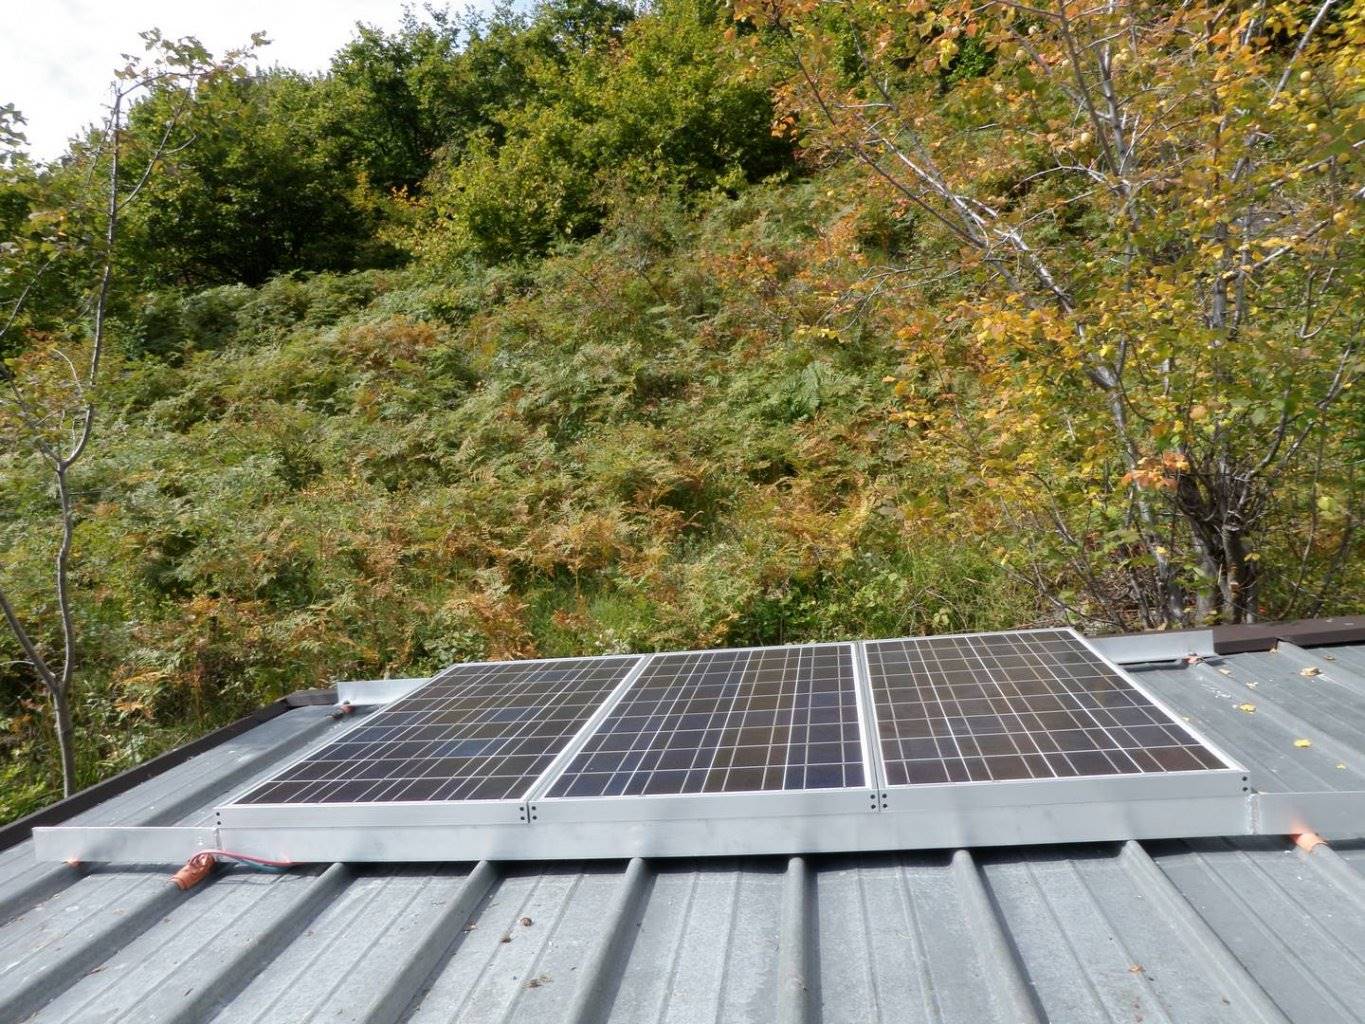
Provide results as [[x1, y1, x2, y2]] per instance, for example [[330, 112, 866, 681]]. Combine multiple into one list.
[[865, 630, 1230, 786], [547, 645, 866, 798], [235, 656, 640, 804]]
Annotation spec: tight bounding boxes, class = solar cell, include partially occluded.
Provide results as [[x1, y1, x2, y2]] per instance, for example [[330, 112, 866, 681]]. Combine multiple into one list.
[[545, 644, 865, 798], [235, 656, 641, 805], [865, 629, 1230, 785]]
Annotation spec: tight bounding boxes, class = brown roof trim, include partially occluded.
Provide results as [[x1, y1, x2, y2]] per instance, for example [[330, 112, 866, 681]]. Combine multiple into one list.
[[1212, 616, 1365, 655], [0, 688, 335, 855]]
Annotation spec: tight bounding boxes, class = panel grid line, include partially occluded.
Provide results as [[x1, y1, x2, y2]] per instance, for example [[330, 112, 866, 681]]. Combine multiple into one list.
[[867, 629, 1228, 786], [234, 656, 641, 805], [546, 643, 865, 798]]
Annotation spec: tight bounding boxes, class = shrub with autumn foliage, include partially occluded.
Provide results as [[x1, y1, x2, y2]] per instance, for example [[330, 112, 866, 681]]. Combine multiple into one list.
[[736, 0, 1364, 628]]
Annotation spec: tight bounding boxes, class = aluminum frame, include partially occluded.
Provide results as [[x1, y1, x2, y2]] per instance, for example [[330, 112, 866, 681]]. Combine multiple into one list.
[[1089, 629, 1217, 665], [525, 640, 880, 823], [335, 676, 430, 706], [862, 626, 1244, 780], [35, 790, 1365, 863], [224, 652, 649, 826], [852, 639, 887, 793], [33, 826, 218, 863]]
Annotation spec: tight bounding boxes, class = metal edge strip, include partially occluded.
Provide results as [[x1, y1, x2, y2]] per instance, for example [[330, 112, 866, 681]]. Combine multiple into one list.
[[851, 640, 887, 802]]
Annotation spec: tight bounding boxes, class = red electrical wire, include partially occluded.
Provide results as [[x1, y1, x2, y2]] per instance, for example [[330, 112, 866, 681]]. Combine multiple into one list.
[[198, 849, 295, 868]]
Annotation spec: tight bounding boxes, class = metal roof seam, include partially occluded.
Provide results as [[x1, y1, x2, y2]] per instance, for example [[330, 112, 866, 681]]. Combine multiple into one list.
[[1051, 846, 1185, 1024], [1296, 843, 1365, 914], [850, 858, 889, 1023], [0, 874, 187, 1023], [1012, 855, 1120, 1021], [948, 849, 1045, 1024], [140, 864, 352, 1024], [776, 855, 814, 1024], [383, 860, 499, 1024], [1273, 642, 1358, 681], [563, 856, 653, 1024], [706, 866, 745, 1023], [0, 862, 80, 928], [892, 851, 948, 1024], [1180, 837, 1365, 1020], [1117, 841, 1292, 1024]]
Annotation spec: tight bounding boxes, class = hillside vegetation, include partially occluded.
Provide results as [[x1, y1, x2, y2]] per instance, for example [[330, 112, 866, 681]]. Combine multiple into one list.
[[1, 0, 1361, 819]]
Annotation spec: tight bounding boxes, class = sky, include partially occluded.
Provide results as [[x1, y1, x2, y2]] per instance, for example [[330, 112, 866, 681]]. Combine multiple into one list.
[[0, 1, 490, 162]]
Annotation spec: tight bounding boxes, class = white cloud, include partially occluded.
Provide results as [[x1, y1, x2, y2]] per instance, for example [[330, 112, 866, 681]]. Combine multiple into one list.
[[0, 1, 490, 161]]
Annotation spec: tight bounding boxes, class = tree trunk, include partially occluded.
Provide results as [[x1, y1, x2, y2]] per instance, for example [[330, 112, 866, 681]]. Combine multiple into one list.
[[50, 686, 76, 797]]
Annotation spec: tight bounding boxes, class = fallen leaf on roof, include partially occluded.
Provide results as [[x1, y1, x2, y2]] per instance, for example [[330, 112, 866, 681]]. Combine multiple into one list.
[[1129, 964, 1145, 974], [1300, 666, 1321, 677], [1246, 681, 1258, 689], [1293, 738, 1312, 748], [1218, 667, 1231, 675], [1337, 763, 1347, 770], [1237, 703, 1256, 713]]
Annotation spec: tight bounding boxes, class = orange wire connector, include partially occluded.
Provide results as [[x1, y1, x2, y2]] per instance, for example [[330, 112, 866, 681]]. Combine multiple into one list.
[[171, 851, 218, 890], [1294, 830, 1326, 854], [170, 849, 295, 890]]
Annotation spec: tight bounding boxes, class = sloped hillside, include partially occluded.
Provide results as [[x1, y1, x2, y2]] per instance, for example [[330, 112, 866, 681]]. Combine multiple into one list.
[[0, 176, 1033, 818]]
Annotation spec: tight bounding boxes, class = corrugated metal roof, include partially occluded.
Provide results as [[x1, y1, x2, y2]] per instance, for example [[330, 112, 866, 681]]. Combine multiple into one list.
[[3, 641, 1364, 1024]]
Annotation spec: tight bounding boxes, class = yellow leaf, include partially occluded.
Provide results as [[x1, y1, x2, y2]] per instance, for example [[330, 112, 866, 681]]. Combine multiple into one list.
[[1293, 738, 1312, 749], [1299, 666, 1321, 677], [1237, 702, 1256, 713]]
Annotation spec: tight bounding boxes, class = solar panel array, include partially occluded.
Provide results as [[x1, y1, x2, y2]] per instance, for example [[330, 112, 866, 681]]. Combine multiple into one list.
[[232, 629, 1234, 814], [545, 644, 865, 798], [237, 656, 640, 804], [864, 630, 1229, 785]]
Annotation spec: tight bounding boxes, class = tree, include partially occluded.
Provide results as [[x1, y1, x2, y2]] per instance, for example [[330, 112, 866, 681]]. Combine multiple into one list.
[[418, 0, 792, 262], [315, 1, 636, 197], [0, 108, 37, 354], [121, 68, 399, 290], [738, 0, 1364, 627], [0, 33, 257, 795]]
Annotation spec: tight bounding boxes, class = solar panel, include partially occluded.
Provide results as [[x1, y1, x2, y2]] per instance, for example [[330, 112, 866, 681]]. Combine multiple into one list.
[[864, 629, 1231, 785], [544, 643, 865, 798], [191, 628, 1253, 862], [235, 656, 641, 805]]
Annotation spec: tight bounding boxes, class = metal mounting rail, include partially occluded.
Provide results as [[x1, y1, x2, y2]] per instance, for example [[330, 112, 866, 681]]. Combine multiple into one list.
[[31, 789, 1365, 864]]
